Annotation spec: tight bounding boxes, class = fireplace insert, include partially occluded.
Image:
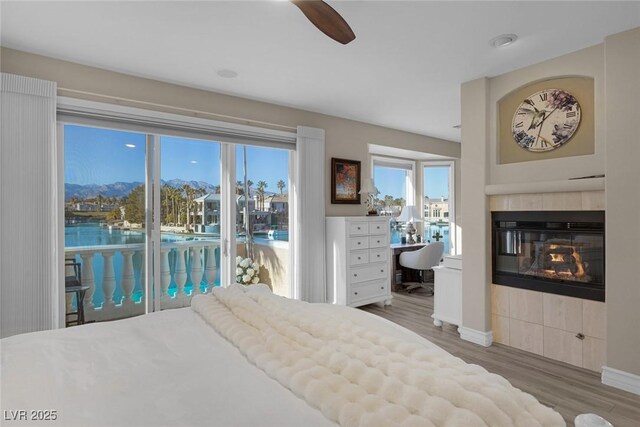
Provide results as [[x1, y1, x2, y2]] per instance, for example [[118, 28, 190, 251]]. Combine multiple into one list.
[[492, 211, 604, 301]]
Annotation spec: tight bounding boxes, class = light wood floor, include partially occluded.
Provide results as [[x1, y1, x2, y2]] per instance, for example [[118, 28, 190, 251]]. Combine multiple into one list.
[[360, 291, 640, 427]]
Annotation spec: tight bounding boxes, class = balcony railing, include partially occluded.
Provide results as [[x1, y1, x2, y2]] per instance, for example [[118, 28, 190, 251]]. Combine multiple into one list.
[[64, 241, 219, 322]]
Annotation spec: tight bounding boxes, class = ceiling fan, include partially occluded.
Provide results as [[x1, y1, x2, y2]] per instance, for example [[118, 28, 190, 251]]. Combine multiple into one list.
[[290, 0, 356, 45]]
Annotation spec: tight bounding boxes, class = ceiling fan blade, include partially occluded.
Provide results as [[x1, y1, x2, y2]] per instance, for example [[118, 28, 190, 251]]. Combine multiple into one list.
[[291, 0, 356, 45]]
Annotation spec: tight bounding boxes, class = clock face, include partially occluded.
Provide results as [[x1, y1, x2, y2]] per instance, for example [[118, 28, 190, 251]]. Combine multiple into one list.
[[511, 89, 581, 152]]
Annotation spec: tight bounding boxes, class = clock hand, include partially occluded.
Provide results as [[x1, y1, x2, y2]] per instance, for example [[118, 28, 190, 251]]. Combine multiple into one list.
[[528, 110, 546, 131], [534, 107, 558, 128]]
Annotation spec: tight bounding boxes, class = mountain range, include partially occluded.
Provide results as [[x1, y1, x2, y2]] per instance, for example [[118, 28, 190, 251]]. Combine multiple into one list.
[[65, 179, 218, 200]]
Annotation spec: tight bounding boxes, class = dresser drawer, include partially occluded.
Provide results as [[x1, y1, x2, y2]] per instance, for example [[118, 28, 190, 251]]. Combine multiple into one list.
[[349, 264, 388, 284], [349, 280, 388, 304], [369, 247, 388, 263], [348, 222, 369, 236], [350, 250, 369, 266], [349, 236, 369, 250], [369, 235, 386, 248], [368, 221, 387, 235]]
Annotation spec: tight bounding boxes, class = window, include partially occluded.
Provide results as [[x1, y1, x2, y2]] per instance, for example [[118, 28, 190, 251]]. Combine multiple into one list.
[[423, 161, 455, 255], [236, 145, 291, 297], [64, 125, 148, 321], [61, 115, 294, 323], [372, 157, 415, 243]]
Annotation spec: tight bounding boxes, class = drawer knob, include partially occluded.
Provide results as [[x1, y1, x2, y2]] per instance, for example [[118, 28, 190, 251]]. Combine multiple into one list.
[[380, 286, 384, 290], [358, 257, 361, 260], [377, 255, 380, 258], [357, 227, 361, 230], [357, 242, 361, 245], [380, 269, 384, 273], [576, 333, 585, 340], [377, 240, 380, 243], [354, 291, 358, 295], [354, 274, 358, 277]]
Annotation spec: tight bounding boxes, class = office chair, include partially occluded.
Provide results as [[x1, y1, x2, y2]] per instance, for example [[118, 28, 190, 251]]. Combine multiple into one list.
[[399, 241, 445, 295]]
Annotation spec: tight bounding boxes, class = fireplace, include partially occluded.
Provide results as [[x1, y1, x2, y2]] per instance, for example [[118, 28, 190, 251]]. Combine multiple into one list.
[[492, 211, 605, 301]]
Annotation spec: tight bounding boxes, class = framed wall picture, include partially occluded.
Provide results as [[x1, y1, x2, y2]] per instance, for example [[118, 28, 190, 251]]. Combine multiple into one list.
[[331, 158, 361, 204]]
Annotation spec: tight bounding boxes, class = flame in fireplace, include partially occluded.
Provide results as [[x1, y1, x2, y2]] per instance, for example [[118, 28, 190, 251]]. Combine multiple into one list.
[[527, 241, 590, 282]]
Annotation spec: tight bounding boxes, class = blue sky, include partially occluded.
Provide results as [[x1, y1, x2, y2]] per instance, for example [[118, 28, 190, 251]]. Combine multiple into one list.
[[65, 124, 446, 198], [65, 125, 289, 191], [374, 165, 449, 200]]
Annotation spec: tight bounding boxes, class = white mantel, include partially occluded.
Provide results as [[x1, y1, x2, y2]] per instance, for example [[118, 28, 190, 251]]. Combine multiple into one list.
[[485, 177, 604, 196]]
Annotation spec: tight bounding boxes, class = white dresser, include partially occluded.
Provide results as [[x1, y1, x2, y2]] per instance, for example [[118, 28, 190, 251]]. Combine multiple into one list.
[[326, 216, 392, 307], [432, 254, 462, 327]]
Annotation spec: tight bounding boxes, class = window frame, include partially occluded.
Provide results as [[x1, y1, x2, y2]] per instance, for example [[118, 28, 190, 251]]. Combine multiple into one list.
[[370, 155, 416, 207], [58, 98, 297, 317], [421, 160, 456, 255]]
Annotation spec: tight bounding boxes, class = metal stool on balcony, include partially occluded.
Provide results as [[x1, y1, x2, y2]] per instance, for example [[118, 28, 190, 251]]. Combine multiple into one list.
[[65, 258, 90, 327]]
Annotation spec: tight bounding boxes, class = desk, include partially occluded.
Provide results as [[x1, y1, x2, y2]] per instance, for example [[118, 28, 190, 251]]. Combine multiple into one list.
[[390, 242, 427, 292]]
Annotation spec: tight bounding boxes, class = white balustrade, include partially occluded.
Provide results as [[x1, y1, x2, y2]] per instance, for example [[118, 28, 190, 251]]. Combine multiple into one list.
[[190, 246, 203, 296], [79, 253, 95, 310], [64, 240, 220, 322], [160, 248, 171, 298], [138, 250, 145, 306], [173, 247, 188, 300], [205, 245, 217, 288], [101, 251, 116, 309], [120, 250, 135, 305]]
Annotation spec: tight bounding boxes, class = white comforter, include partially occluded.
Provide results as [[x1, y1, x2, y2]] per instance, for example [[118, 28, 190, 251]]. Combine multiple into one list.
[[1, 295, 335, 427], [1, 285, 565, 427], [193, 285, 565, 427]]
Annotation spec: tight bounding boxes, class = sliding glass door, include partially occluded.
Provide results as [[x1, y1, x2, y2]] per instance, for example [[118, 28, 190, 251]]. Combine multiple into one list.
[[62, 120, 294, 324], [159, 136, 222, 310], [63, 125, 148, 322], [235, 145, 291, 297]]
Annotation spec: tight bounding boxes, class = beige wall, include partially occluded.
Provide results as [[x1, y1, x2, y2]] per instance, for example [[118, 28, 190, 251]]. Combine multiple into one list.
[[461, 27, 640, 378], [488, 44, 605, 185], [0, 47, 460, 218], [460, 77, 491, 332], [603, 27, 640, 376]]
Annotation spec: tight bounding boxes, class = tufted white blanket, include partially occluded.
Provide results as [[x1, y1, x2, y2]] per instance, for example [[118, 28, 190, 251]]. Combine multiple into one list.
[[192, 286, 565, 427]]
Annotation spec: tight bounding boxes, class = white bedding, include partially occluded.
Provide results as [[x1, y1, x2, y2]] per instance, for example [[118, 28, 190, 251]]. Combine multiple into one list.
[[1, 285, 565, 427], [1, 300, 335, 426]]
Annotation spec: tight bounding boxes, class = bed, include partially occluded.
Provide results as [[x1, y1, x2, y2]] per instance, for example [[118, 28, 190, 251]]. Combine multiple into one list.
[[1, 285, 565, 426]]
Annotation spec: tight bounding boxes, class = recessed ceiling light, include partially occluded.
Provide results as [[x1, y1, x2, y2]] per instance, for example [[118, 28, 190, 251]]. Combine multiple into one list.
[[216, 69, 238, 78], [490, 33, 518, 48], [190, 160, 198, 164], [125, 143, 136, 148]]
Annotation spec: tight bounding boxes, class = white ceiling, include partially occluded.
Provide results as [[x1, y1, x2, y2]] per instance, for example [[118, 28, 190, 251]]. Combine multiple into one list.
[[2, 1, 639, 142]]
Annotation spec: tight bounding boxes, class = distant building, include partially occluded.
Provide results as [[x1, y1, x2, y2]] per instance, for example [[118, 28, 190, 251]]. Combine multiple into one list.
[[424, 196, 449, 223], [192, 193, 256, 227], [74, 202, 98, 212], [263, 193, 288, 213]]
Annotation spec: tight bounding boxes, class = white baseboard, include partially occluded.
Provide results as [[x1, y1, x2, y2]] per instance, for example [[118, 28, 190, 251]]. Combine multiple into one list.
[[458, 326, 493, 347], [602, 366, 640, 395]]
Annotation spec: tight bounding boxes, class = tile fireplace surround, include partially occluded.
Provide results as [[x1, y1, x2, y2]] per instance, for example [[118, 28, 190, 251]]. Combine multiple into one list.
[[489, 190, 606, 372]]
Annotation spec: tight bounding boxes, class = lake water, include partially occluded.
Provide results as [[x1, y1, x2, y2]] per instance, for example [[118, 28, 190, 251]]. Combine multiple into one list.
[[65, 222, 449, 307], [390, 224, 450, 254]]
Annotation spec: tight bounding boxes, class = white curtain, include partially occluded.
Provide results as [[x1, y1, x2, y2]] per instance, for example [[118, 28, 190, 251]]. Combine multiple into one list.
[[292, 126, 326, 303], [1, 73, 59, 338]]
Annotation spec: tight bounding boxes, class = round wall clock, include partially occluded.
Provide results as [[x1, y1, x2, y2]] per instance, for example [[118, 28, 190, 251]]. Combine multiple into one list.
[[511, 89, 581, 152]]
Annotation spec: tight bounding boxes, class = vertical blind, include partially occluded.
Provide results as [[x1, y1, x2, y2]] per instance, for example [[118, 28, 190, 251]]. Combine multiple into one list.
[[1, 73, 60, 338]]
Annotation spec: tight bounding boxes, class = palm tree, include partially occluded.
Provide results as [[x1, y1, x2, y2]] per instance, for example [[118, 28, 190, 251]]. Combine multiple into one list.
[[246, 179, 254, 198], [256, 181, 267, 211], [277, 179, 285, 194], [182, 184, 197, 228], [236, 180, 244, 195]]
